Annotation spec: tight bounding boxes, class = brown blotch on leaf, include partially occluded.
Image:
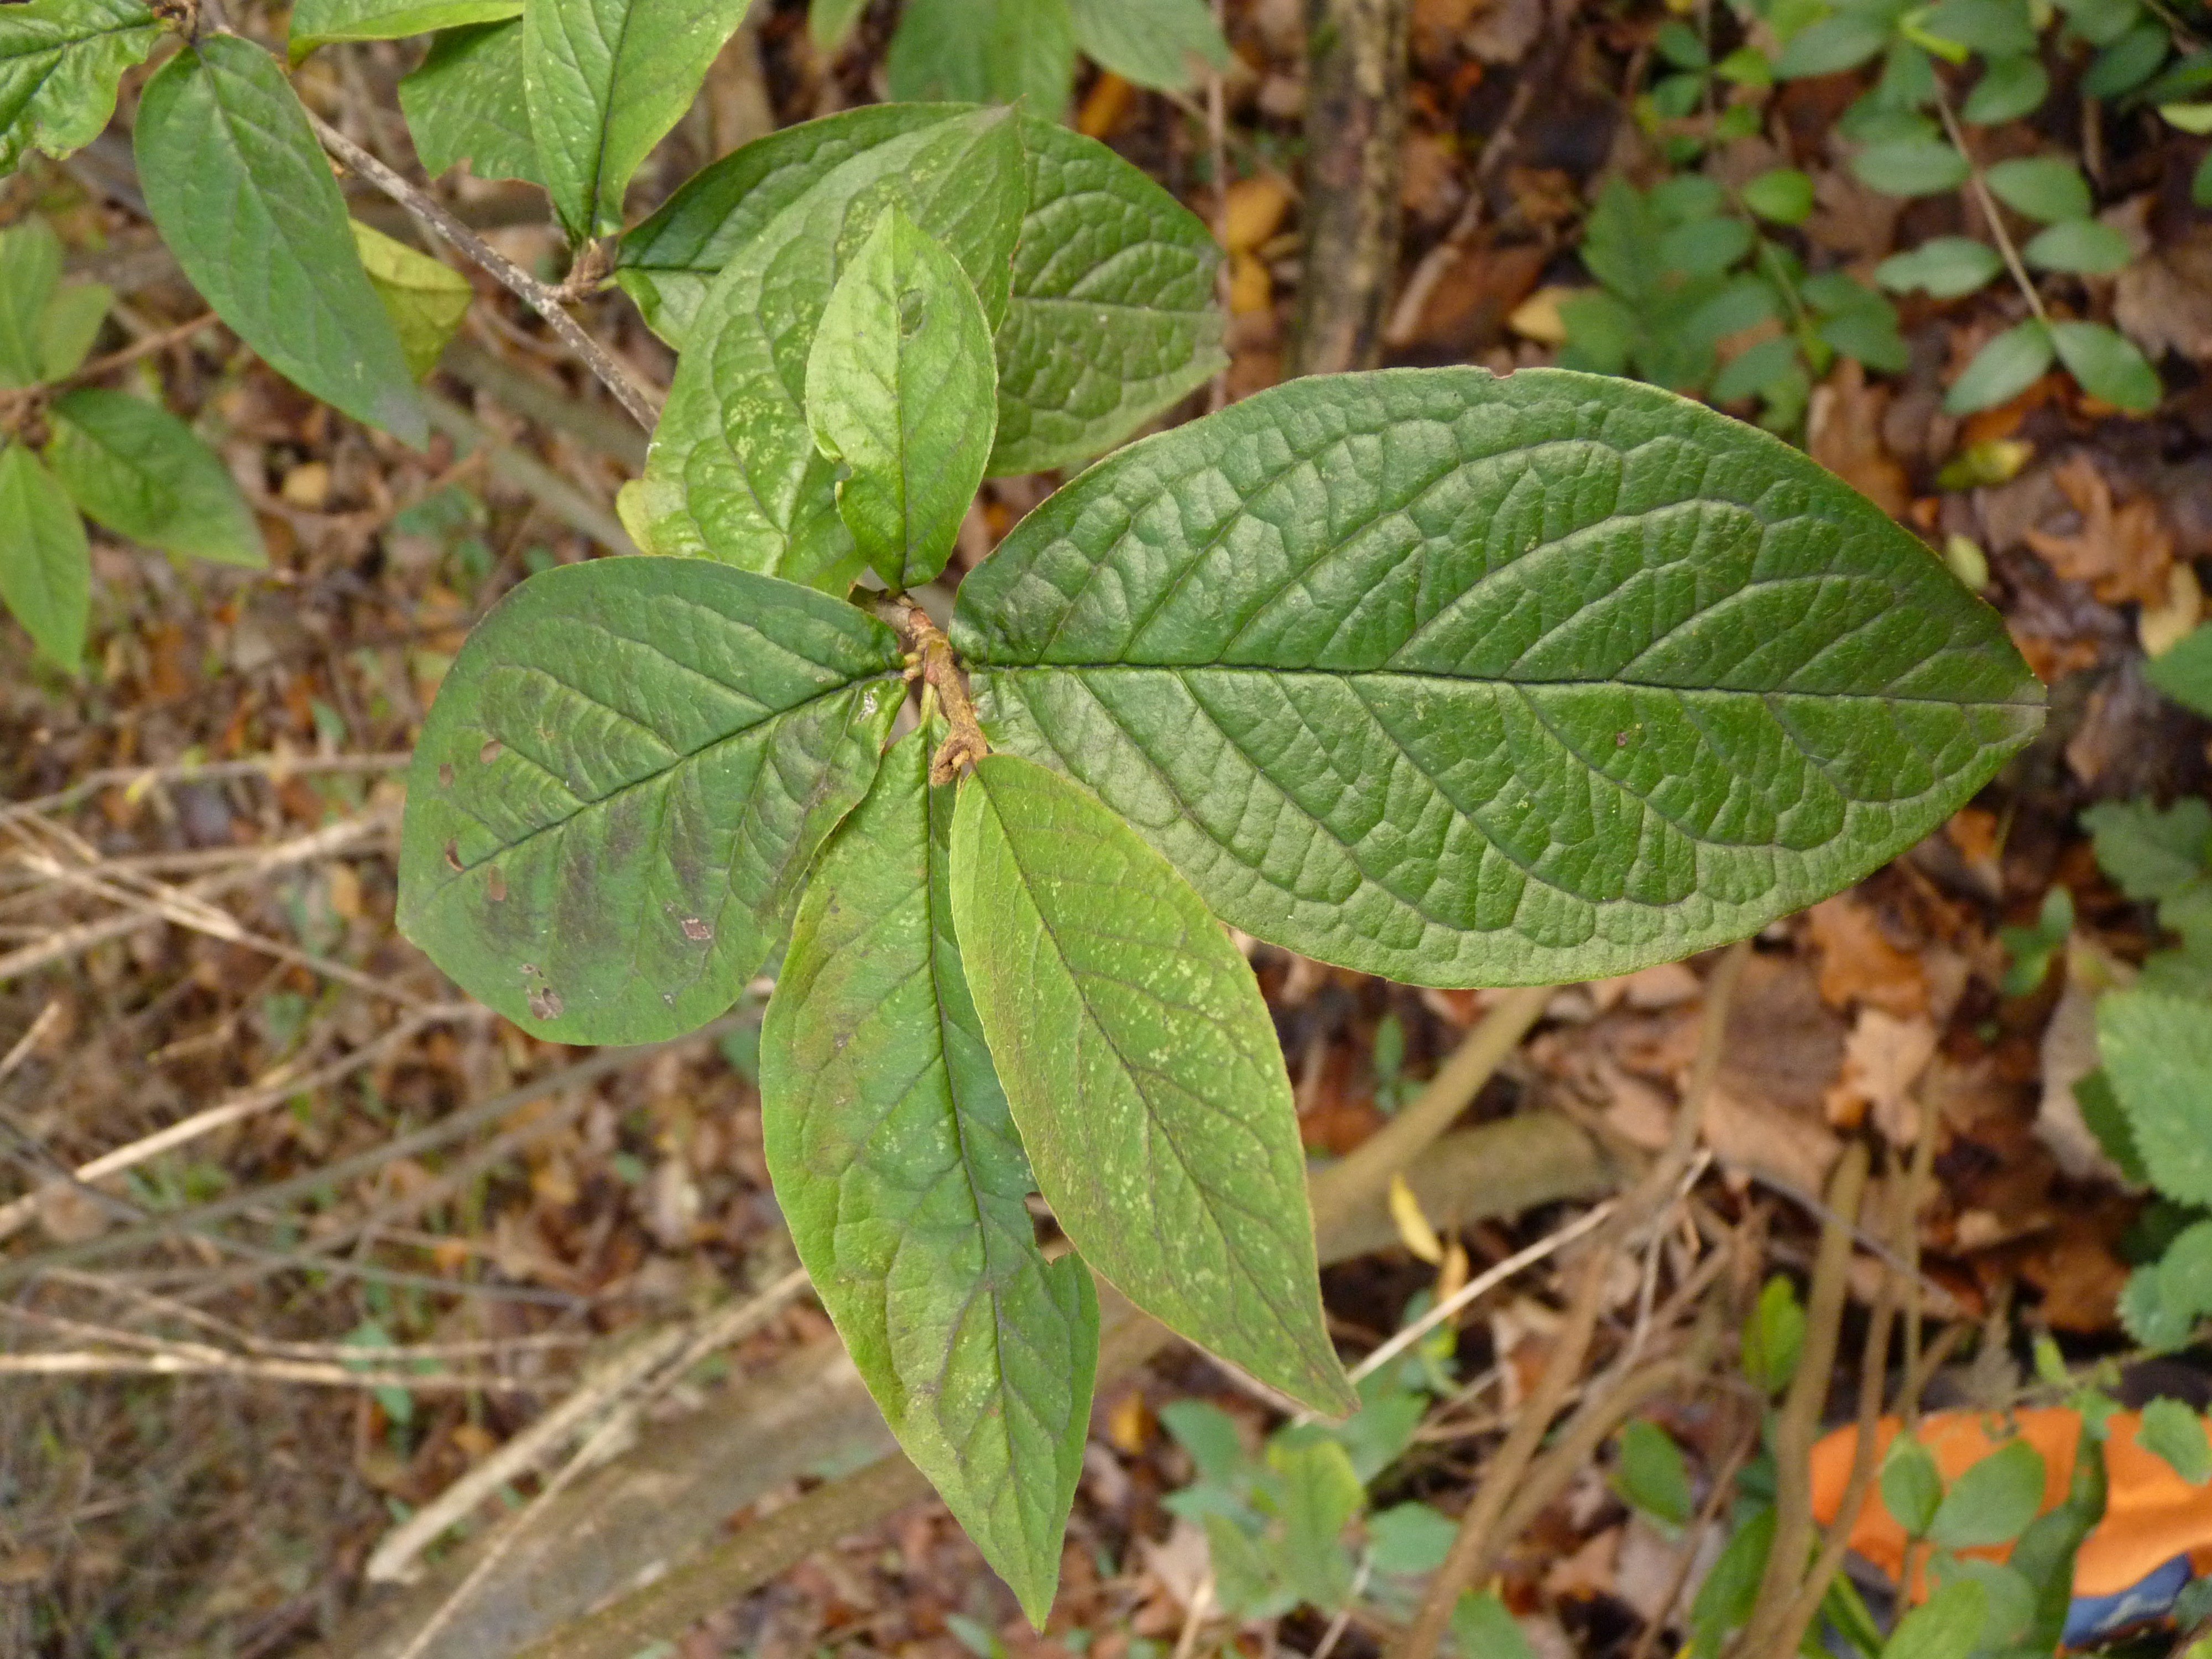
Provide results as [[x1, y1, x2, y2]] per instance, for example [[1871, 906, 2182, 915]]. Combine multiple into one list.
[[681, 916, 712, 941], [438, 762, 455, 787], [480, 739, 503, 764], [527, 985, 564, 1021], [487, 866, 508, 902], [443, 838, 462, 872]]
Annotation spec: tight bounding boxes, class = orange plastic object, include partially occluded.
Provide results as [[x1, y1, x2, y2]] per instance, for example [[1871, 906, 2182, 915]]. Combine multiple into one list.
[[1810, 1408, 2212, 1598]]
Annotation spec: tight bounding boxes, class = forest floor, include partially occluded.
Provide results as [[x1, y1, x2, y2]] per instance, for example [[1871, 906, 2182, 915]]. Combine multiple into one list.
[[4, 0, 2212, 1655]]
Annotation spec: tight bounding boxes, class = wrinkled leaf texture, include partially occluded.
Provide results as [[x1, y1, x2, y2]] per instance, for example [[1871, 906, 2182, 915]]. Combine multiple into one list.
[[397, 556, 904, 1042], [951, 753, 1356, 1416], [953, 368, 2043, 988], [617, 103, 1224, 474], [761, 729, 1096, 1627], [399, 20, 541, 184], [135, 35, 426, 445], [0, 0, 161, 177]]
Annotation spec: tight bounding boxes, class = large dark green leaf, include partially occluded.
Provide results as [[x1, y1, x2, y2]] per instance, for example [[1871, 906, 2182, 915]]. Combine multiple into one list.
[[396, 556, 904, 1043], [289, 0, 519, 59], [44, 388, 265, 567], [617, 106, 1224, 473], [0, 0, 161, 178], [630, 107, 1026, 585], [761, 729, 1096, 1626], [0, 441, 89, 667], [522, 0, 752, 239], [886, 0, 1076, 112], [805, 205, 998, 592], [949, 753, 1357, 1416], [134, 35, 426, 445], [399, 20, 540, 185], [953, 368, 2044, 988]]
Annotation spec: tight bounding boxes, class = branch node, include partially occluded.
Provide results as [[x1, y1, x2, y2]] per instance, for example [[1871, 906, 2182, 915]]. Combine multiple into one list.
[[898, 609, 987, 785]]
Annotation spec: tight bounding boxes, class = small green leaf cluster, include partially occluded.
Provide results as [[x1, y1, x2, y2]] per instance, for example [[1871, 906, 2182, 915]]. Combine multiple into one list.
[[1587, 0, 2187, 423], [1560, 171, 1905, 430], [0, 217, 263, 670], [812, 0, 1232, 111]]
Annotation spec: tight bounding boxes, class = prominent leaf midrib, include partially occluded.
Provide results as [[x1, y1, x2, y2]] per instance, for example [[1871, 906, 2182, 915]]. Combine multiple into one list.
[[575, 0, 639, 227], [984, 787, 1324, 1358], [979, 661, 2043, 709], [446, 668, 899, 875]]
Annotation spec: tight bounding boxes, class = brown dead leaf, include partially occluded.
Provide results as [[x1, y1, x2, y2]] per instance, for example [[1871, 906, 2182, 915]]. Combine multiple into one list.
[[2023, 455, 2173, 607], [1805, 894, 1928, 1018], [1462, 0, 1544, 62], [1220, 176, 1292, 255], [1401, 132, 1467, 227], [1823, 1009, 1937, 1140], [2018, 1212, 2131, 1333], [1809, 360, 1910, 519], [2115, 223, 2212, 365]]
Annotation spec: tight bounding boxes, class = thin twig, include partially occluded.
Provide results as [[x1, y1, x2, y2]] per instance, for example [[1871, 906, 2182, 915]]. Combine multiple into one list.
[[1936, 93, 2048, 327], [0, 752, 410, 828], [303, 112, 664, 431]]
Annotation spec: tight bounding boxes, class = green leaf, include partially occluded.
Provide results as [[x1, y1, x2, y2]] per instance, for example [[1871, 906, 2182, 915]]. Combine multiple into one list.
[[2122, 1219, 2212, 1347], [1944, 319, 2053, 413], [1269, 1437, 1363, 1606], [1880, 1433, 1943, 1535], [623, 106, 1223, 476], [810, 0, 868, 50], [1366, 1503, 1456, 1575], [395, 556, 904, 1042], [2198, 148, 2212, 208], [44, 388, 265, 567], [1690, 1506, 1772, 1656], [2006, 1433, 2106, 1655], [1613, 1418, 1693, 1526], [760, 728, 1097, 1628], [289, 0, 519, 58], [2021, 218, 2133, 275], [1985, 154, 2093, 222], [948, 753, 1356, 1416], [1710, 335, 1801, 403], [1742, 167, 1816, 224], [2075, 1066, 2149, 1181], [1927, 1557, 2035, 1650], [1852, 137, 1971, 195], [2081, 797, 2212, 900], [1742, 1275, 1806, 1393], [2137, 1397, 2212, 1484], [954, 368, 2044, 988], [399, 20, 540, 184], [1881, 1577, 1986, 1659], [888, 0, 1076, 112], [805, 204, 998, 592], [1451, 1591, 1537, 1659], [2147, 624, 2212, 718], [1203, 1511, 1290, 1619], [2099, 989, 2212, 1207], [0, 216, 62, 388], [1961, 53, 2048, 122], [1160, 1399, 1246, 1484], [1919, 0, 2036, 56], [1069, 0, 1229, 91], [0, 0, 163, 178], [1926, 1436, 2044, 1548], [1815, 297, 1910, 373], [2051, 319, 2161, 410], [36, 278, 110, 382], [349, 221, 473, 380], [135, 35, 426, 446], [631, 108, 1029, 584], [0, 441, 88, 667], [524, 0, 753, 239], [2058, 0, 2140, 48], [1774, 13, 1891, 76], [2081, 17, 2167, 96], [1658, 214, 1754, 278]]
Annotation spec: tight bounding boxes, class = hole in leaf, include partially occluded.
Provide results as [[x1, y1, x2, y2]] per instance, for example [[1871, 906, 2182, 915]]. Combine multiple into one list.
[[681, 916, 712, 941]]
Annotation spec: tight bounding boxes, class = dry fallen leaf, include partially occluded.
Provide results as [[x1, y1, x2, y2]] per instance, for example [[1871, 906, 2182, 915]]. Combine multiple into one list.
[[1220, 176, 1293, 254], [1824, 1008, 1938, 1141], [2141, 561, 2203, 658], [1809, 360, 1910, 520], [1806, 894, 1928, 1018], [2115, 223, 2212, 364], [2023, 454, 2173, 607]]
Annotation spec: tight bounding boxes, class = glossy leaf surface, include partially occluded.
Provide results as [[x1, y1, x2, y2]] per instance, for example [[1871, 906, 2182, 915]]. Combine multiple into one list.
[[0, 0, 161, 178], [761, 730, 1096, 1627], [397, 556, 904, 1043], [399, 20, 540, 184], [45, 388, 265, 566], [617, 106, 1223, 473], [950, 754, 1356, 1416], [805, 204, 998, 591], [955, 368, 2043, 988], [289, 0, 519, 58], [135, 36, 426, 445], [632, 108, 1026, 585], [523, 0, 751, 238], [0, 441, 89, 667]]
